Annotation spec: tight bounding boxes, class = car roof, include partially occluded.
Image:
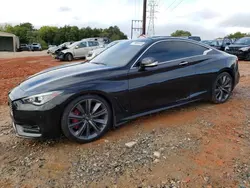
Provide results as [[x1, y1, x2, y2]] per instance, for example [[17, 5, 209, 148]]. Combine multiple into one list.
[[131, 36, 203, 43]]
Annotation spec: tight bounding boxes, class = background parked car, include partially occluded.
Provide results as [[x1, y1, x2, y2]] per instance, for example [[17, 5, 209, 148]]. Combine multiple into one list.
[[48, 45, 57, 48], [49, 42, 74, 58], [225, 37, 250, 60], [30, 43, 42, 51], [81, 37, 111, 46], [182, 36, 201, 41], [86, 39, 127, 61], [58, 40, 100, 61], [209, 38, 232, 51], [201, 40, 213, 45], [19, 44, 31, 51]]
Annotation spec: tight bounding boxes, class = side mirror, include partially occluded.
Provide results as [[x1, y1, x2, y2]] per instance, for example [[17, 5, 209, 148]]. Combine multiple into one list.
[[226, 42, 231, 46], [75, 46, 79, 49], [140, 57, 158, 69]]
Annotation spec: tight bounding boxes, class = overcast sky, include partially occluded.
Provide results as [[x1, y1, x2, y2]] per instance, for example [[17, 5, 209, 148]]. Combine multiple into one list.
[[0, 0, 250, 39]]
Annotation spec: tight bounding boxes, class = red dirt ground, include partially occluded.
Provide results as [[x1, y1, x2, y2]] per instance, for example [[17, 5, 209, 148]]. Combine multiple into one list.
[[0, 56, 80, 105], [0, 57, 250, 187]]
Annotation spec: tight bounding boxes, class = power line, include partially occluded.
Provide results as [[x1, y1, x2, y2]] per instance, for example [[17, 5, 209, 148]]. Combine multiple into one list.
[[170, 0, 186, 11], [164, 0, 179, 11]]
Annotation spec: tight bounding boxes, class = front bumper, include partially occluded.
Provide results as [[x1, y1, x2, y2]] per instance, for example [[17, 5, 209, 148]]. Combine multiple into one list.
[[8, 88, 69, 138], [58, 53, 65, 60], [226, 50, 248, 60], [8, 98, 63, 138], [32, 47, 41, 51]]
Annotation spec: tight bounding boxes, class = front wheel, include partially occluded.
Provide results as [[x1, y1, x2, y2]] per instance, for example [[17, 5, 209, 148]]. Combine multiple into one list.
[[61, 95, 112, 143], [211, 72, 233, 104], [65, 53, 73, 61]]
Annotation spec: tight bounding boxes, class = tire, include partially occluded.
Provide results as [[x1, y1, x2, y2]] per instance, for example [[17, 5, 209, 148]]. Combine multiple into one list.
[[65, 53, 73, 61], [61, 95, 112, 143], [211, 72, 233, 104]]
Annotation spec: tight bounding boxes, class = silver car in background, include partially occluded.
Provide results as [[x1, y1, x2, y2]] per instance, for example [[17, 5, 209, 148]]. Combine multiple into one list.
[[86, 40, 127, 60], [58, 40, 100, 61]]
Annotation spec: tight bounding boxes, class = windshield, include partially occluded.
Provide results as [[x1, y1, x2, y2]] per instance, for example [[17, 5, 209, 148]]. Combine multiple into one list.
[[234, 37, 250, 45], [67, 42, 78, 49], [89, 40, 148, 67], [105, 41, 120, 48]]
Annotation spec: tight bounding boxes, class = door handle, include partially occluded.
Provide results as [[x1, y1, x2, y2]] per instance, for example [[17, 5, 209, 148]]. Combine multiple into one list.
[[179, 61, 189, 66]]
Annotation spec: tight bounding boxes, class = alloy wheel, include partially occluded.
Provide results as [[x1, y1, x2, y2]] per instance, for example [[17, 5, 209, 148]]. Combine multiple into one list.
[[214, 74, 232, 102], [67, 99, 108, 140]]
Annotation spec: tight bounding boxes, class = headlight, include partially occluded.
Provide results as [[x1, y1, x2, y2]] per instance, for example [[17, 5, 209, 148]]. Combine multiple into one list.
[[225, 46, 229, 51], [22, 91, 62, 105], [240, 47, 250, 51]]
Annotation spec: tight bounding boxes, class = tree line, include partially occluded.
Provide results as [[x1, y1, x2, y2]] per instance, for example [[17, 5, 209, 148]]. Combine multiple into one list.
[[170, 30, 250, 39], [0, 23, 128, 48]]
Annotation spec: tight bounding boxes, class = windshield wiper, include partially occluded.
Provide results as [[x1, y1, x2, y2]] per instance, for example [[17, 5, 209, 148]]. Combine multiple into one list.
[[91, 62, 107, 66]]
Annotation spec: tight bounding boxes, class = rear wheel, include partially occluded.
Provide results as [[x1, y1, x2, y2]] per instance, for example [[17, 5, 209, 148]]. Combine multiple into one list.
[[65, 53, 73, 61], [61, 95, 112, 143], [211, 72, 233, 104]]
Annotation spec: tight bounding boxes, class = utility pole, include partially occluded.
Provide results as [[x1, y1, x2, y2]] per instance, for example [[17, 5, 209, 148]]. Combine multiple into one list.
[[147, 0, 158, 36], [142, 0, 147, 35]]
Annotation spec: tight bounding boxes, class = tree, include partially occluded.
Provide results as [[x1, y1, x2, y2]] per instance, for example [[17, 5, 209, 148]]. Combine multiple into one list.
[[39, 26, 58, 45], [171, 30, 192, 37], [227, 32, 247, 39], [0, 22, 128, 47]]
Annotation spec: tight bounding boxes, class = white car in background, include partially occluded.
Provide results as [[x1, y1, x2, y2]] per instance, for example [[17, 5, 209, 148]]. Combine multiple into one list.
[[86, 40, 127, 60], [58, 40, 100, 61]]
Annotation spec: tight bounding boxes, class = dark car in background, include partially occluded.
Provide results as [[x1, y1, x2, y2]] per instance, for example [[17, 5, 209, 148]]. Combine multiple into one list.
[[8, 37, 240, 143], [210, 38, 232, 51], [182, 36, 201, 41], [225, 37, 250, 60], [19, 44, 31, 51]]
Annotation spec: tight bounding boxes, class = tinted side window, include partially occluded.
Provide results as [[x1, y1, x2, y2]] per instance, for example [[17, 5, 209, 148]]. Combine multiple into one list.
[[94, 41, 99, 46], [88, 41, 94, 47], [79, 42, 87, 48], [141, 41, 208, 63]]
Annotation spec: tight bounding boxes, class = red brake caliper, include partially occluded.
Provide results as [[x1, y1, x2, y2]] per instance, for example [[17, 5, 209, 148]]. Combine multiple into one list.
[[72, 109, 80, 129]]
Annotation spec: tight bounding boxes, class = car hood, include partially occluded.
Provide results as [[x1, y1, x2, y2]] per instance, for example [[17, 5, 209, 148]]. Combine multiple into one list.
[[18, 62, 109, 94], [48, 46, 58, 51], [61, 48, 73, 53]]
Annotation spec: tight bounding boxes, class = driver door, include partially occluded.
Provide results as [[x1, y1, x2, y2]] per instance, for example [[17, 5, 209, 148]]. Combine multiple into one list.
[[128, 40, 207, 115], [74, 41, 88, 58]]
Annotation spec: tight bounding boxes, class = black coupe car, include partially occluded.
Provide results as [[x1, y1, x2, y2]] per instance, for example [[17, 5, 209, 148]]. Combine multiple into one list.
[[225, 37, 250, 60], [8, 37, 240, 143]]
